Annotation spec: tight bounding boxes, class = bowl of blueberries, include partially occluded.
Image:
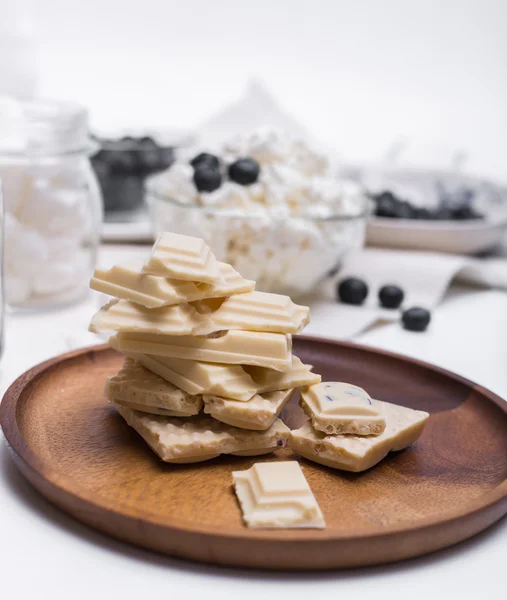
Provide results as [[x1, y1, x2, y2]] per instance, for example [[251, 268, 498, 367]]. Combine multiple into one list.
[[351, 166, 507, 255], [91, 130, 193, 218]]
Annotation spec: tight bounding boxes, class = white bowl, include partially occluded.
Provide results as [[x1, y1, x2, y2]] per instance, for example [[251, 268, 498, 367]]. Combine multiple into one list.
[[345, 166, 507, 255]]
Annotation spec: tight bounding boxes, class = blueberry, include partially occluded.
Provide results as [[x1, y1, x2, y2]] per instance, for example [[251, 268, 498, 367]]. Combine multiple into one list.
[[108, 149, 140, 173], [138, 136, 158, 150], [158, 147, 175, 168], [138, 148, 162, 172], [402, 307, 431, 332], [393, 200, 415, 219], [373, 192, 399, 218], [190, 152, 220, 170], [228, 158, 260, 185], [412, 207, 433, 220], [337, 277, 369, 305], [433, 207, 454, 220], [451, 205, 484, 220], [193, 165, 222, 192], [379, 285, 404, 309]]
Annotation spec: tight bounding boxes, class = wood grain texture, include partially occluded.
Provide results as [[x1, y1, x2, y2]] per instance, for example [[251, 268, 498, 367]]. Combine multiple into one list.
[[1, 337, 507, 570]]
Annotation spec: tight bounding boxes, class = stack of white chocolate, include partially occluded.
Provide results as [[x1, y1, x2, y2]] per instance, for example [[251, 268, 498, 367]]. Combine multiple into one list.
[[89, 232, 321, 464]]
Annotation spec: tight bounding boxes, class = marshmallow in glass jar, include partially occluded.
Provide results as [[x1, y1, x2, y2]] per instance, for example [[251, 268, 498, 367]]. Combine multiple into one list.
[[146, 129, 368, 297], [0, 97, 102, 309]]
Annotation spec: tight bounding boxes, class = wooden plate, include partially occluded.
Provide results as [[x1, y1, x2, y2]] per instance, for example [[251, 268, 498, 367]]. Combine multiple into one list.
[[1, 338, 507, 570]]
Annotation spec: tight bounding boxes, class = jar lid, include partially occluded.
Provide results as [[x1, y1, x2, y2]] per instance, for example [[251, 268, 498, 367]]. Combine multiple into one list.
[[0, 95, 94, 156]]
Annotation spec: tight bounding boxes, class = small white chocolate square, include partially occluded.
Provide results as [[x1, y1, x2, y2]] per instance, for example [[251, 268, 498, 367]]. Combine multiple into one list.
[[232, 461, 325, 529], [290, 400, 429, 472], [142, 232, 223, 283], [300, 382, 386, 435]]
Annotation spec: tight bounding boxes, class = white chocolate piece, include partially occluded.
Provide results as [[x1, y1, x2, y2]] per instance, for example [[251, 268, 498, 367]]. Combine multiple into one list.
[[290, 400, 429, 472], [90, 290, 307, 337], [89, 299, 202, 335], [90, 260, 254, 309], [203, 389, 294, 431], [90, 260, 198, 308], [115, 404, 290, 463], [111, 330, 292, 371], [244, 356, 321, 394], [105, 358, 202, 416], [300, 382, 386, 435], [192, 291, 310, 335], [232, 462, 325, 529], [142, 232, 222, 283], [132, 354, 258, 401], [112, 400, 196, 418], [206, 262, 255, 298]]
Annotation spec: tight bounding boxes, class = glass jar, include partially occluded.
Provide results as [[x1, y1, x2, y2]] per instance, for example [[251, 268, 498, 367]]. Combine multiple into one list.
[[0, 97, 102, 309]]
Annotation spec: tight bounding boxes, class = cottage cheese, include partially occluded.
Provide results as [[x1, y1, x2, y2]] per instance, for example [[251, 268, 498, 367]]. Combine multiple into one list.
[[147, 129, 367, 296]]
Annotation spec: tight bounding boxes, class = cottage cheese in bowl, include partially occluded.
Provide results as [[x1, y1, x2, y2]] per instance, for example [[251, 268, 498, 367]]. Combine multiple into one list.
[[146, 129, 367, 296]]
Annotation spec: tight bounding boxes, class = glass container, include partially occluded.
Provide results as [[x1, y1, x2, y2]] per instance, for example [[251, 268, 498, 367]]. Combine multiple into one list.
[[146, 185, 368, 297], [0, 98, 102, 309]]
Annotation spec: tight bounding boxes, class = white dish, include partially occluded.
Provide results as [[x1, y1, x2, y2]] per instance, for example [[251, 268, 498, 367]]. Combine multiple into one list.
[[367, 217, 507, 255], [344, 165, 507, 255]]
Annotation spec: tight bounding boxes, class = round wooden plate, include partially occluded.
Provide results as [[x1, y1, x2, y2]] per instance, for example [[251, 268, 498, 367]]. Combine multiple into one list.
[[1, 338, 507, 570]]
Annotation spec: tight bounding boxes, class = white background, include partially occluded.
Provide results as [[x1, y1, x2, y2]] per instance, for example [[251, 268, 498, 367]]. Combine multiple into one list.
[[4, 0, 507, 179]]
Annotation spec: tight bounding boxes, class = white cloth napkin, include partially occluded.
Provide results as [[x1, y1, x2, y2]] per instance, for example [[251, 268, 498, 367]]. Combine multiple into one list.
[[304, 248, 507, 339]]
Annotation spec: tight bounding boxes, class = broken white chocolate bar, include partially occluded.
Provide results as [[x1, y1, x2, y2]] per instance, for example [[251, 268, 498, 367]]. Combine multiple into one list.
[[89, 299, 202, 335], [207, 262, 255, 298], [232, 461, 325, 529], [111, 330, 292, 371], [91, 289, 307, 338], [115, 404, 290, 463], [192, 291, 310, 335], [105, 358, 202, 416], [244, 356, 321, 394], [203, 389, 294, 430], [133, 354, 258, 401], [90, 260, 193, 309], [290, 400, 429, 472], [300, 382, 386, 435], [142, 232, 222, 283], [90, 261, 254, 309]]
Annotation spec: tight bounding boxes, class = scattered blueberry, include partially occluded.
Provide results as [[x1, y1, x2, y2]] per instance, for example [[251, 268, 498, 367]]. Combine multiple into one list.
[[402, 307, 431, 332], [193, 165, 222, 192], [379, 285, 404, 309], [228, 158, 260, 185], [337, 277, 369, 305], [190, 152, 220, 171]]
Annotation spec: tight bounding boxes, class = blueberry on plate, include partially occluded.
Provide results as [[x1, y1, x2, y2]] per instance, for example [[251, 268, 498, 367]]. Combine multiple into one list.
[[193, 165, 222, 192], [379, 285, 404, 309], [402, 307, 431, 332], [228, 158, 260, 185], [190, 152, 220, 171], [337, 277, 369, 305]]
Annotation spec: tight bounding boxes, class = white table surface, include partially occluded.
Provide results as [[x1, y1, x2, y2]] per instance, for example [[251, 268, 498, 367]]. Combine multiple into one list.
[[1, 246, 506, 600]]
